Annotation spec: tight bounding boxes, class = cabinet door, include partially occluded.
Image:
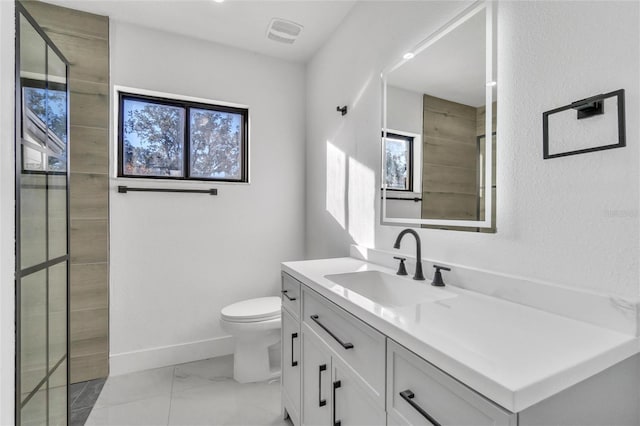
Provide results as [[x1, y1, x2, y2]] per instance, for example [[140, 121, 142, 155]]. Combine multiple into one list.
[[282, 308, 301, 424], [387, 340, 515, 426], [333, 356, 386, 426], [302, 325, 332, 426]]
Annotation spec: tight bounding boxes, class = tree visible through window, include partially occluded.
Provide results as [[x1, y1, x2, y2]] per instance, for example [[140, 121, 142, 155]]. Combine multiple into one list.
[[384, 133, 413, 191], [22, 83, 68, 172], [118, 92, 248, 182]]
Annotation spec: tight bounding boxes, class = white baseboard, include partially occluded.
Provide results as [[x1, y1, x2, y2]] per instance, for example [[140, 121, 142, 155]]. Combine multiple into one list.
[[109, 335, 234, 376]]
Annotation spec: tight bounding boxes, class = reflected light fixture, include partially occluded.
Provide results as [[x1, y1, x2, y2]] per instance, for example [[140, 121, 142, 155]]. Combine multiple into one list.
[[403, 52, 415, 60], [486, 81, 497, 87], [213, 0, 224, 3]]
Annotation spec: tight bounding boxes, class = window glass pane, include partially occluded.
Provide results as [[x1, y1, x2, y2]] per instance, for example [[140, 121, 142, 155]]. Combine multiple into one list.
[[189, 108, 243, 180], [122, 98, 185, 177], [20, 173, 47, 269], [48, 359, 67, 426], [48, 174, 67, 259], [48, 262, 67, 364], [20, 14, 47, 172], [47, 46, 68, 172], [20, 384, 46, 426], [20, 270, 47, 403], [385, 136, 411, 190]]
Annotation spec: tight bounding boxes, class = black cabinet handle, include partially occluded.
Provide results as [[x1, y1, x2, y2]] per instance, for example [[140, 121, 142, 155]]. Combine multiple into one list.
[[318, 364, 327, 407], [281, 290, 297, 301], [291, 333, 298, 367], [310, 315, 354, 350], [333, 380, 342, 426], [399, 390, 441, 426]]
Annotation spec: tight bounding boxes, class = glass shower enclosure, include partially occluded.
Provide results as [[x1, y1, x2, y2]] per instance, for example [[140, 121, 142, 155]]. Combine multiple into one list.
[[15, 3, 70, 425]]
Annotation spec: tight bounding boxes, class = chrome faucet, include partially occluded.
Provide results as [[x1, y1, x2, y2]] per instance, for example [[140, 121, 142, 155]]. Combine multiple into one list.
[[393, 229, 425, 281]]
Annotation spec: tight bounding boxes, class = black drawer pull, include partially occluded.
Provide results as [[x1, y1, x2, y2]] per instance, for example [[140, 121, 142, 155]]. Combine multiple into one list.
[[400, 390, 441, 426], [291, 333, 298, 367], [333, 380, 342, 426], [310, 315, 354, 350], [281, 290, 297, 301], [318, 364, 327, 407]]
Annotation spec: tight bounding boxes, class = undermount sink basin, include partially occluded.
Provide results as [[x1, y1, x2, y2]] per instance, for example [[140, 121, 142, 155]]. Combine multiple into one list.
[[324, 270, 457, 308]]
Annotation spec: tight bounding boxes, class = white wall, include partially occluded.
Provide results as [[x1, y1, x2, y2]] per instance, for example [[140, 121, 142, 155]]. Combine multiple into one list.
[[109, 22, 306, 374], [385, 85, 423, 220], [305, 1, 640, 300], [0, 0, 15, 421]]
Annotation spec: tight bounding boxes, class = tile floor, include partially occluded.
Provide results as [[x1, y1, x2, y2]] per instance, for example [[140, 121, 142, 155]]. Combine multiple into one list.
[[84, 355, 289, 426], [70, 378, 107, 426]]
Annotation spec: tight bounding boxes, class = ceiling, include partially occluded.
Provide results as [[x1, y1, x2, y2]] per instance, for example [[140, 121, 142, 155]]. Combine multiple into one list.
[[387, 8, 486, 107], [44, 0, 357, 62]]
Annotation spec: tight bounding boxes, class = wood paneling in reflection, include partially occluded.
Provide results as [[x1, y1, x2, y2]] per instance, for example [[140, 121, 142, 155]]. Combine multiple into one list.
[[422, 94, 478, 221]]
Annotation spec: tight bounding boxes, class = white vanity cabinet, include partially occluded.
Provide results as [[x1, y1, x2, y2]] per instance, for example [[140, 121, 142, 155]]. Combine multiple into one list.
[[282, 260, 640, 426], [283, 271, 512, 426], [387, 340, 516, 426], [282, 275, 302, 426], [301, 324, 332, 426], [302, 321, 386, 426]]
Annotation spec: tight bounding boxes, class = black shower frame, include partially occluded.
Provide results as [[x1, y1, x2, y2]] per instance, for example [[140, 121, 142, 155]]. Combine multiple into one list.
[[14, 2, 71, 425]]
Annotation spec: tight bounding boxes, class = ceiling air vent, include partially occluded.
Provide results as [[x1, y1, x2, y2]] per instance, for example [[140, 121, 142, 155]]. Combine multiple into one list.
[[267, 18, 303, 44]]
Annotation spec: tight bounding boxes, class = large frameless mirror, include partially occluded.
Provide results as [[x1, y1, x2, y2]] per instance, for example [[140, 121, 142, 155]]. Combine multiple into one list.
[[381, 1, 496, 231]]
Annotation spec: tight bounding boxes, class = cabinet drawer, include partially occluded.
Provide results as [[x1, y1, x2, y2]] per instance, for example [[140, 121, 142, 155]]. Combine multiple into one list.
[[281, 272, 301, 319], [303, 288, 386, 407], [388, 340, 516, 426]]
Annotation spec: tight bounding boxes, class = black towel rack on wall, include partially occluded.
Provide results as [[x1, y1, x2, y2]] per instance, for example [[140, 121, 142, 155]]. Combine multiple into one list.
[[383, 196, 422, 202], [117, 185, 218, 195]]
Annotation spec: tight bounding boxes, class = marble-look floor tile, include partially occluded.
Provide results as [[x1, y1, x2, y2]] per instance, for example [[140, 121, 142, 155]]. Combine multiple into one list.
[[94, 366, 174, 409], [85, 394, 171, 426], [70, 382, 88, 407], [172, 355, 233, 393], [82, 356, 284, 426], [70, 406, 93, 426], [73, 378, 106, 410], [168, 378, 282, 426]]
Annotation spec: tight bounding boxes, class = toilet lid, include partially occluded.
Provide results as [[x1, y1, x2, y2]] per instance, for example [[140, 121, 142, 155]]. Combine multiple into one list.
[[221, 296, 281, 323]]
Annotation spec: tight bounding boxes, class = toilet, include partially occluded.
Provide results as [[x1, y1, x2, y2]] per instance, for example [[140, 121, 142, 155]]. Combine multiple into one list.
[[220, 296, 282, 383]]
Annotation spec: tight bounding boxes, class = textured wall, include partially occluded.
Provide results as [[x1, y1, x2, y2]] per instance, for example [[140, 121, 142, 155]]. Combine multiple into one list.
[[22, 0, 110, 383], [305, 1, 639, 299]]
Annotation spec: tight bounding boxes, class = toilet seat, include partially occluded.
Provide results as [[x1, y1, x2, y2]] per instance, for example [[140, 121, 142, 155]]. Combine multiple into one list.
[[221, 296, 281, 323]]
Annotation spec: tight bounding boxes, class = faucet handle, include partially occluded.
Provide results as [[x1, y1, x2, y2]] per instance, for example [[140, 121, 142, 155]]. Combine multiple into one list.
[[432, 265, 451, 287], [393, 256, 408, 276], [433, 265, 451, 272]]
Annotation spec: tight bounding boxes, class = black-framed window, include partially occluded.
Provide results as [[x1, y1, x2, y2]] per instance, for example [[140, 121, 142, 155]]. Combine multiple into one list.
[[118, 92, 249, 182], [384, 132, 413, 191]]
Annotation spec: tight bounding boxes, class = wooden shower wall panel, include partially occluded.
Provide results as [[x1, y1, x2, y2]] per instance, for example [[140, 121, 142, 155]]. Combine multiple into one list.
[[422, 94, 478, 220], [23, 1, 110, 383]]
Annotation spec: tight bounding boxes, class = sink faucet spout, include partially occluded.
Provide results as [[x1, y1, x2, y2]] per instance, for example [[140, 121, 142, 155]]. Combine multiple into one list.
[[393, 229, 425, 281]]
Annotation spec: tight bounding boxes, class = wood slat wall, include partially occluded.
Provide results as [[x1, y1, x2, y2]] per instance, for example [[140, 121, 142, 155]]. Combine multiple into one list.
[[422, 94, 479, 221], [23, 0, 109, 383], [421, 95, 497, 232]]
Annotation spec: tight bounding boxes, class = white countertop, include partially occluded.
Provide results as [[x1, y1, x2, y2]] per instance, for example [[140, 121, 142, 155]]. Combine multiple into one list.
[[282, 257, 640, 413]]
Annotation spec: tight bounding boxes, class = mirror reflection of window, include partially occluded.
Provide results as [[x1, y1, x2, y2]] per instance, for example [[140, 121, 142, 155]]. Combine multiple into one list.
[[381, 1, 496, 231], [22, 83, 68, 172], [384, 133, 413, 191]]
